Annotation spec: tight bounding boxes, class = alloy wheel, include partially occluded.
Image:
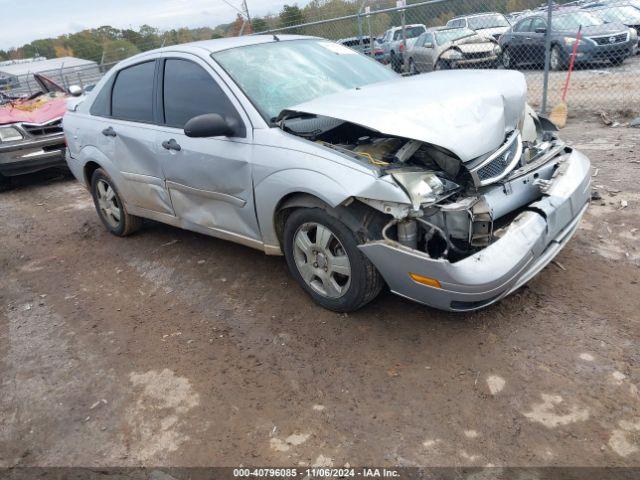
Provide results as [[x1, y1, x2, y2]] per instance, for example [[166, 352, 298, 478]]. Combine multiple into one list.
[[96, 179, 121, 228], [293, 222, 351, 299], [502, 49, 511, 68]]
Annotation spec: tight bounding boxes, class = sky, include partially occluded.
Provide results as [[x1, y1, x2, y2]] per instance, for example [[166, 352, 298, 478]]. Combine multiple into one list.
[[0, 0, 292, 50]]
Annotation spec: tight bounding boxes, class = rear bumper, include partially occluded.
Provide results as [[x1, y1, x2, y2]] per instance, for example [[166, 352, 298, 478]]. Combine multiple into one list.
[[0, 134, 67, 176], [359, 148, 591, 312]]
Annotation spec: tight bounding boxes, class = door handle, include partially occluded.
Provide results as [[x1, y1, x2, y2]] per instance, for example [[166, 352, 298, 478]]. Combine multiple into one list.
[[102, 126, 116, 137], [162, 139, 182, 151]]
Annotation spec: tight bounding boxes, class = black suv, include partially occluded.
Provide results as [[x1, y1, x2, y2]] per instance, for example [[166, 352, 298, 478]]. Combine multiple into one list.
[[499, 9, 637, 69]]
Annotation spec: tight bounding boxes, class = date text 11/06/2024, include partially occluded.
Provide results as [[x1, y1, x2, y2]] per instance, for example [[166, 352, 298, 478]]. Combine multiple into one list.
[[233, 468, 400, 478]]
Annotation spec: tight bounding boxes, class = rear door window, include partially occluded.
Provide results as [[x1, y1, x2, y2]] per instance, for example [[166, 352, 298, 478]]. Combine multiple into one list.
[[111, 61, 156, 123], [162, 58, 243, 134]]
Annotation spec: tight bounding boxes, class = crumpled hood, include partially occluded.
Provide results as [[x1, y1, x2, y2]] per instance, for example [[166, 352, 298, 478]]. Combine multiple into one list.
[[0, 92, 68, 125], [281, 70, 527, 162]]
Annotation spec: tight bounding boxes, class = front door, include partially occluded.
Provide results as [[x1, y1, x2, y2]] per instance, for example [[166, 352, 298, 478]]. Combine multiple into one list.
[[156, 56, 260, 242]]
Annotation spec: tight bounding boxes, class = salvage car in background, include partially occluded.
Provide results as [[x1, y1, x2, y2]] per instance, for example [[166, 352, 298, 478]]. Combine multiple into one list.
[[337, 36, 384, 61], [584, 4, 640, 48], [446, 12, 511, 40], [406, 27, 501, 73], [64, 35, 591, 312], [379, 24, 427, 71], [500, 9, 637, 69], [0, 74, 79, 190]]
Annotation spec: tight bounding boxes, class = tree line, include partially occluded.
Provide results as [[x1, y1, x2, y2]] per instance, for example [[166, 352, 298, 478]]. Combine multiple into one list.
[[0, 0, 556, 63]]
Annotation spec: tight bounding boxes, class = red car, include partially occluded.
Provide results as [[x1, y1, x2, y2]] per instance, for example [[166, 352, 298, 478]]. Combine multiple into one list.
[[0, 74, 71, 190]]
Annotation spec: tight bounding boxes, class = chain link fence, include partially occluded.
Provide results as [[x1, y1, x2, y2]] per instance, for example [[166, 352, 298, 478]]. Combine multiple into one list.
[[254, 0, 640, 115], [1, 0, 638, 115], [0, 62, 116, 98]]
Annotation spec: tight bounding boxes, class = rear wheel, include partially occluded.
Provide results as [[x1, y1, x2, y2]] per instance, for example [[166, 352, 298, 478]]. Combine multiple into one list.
[[283, 208, 383, 312], [90, 168, 142, 237]]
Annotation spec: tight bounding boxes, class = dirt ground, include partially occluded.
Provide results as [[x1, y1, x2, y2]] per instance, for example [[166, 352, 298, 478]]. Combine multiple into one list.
[[0, 117, 639, 469]]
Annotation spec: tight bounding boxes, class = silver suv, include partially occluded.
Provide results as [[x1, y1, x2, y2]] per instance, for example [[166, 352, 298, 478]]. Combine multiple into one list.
[[64, 35, 591, 312]]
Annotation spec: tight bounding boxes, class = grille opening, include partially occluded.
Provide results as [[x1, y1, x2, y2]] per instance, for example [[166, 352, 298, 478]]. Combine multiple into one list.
[[21, 119, 63, 137]]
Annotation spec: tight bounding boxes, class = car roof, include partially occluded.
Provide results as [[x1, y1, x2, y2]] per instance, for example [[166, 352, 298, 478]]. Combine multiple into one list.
[[123, 34, 320, 63], [449, 11, 506, 20]]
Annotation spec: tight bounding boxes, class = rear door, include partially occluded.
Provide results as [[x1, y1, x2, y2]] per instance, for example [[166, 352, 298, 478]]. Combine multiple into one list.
[[156, 55, 260, 242], [106, 60, 174, 215]]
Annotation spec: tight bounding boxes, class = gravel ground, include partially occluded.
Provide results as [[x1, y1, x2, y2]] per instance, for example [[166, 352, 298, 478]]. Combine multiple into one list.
[[0, 117, 639, 468]]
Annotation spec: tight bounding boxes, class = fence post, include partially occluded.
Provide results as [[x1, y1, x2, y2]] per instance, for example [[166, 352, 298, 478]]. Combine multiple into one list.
[[367, 9, 374, 58], [541, 0, 553, 114]]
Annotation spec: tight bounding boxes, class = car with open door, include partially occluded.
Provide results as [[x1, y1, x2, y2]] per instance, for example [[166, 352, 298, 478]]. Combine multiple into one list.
[[64, 36, 592, 312]]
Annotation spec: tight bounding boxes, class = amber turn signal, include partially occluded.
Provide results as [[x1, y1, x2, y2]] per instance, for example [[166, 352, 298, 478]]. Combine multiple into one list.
[[409, 273, 442, 289]]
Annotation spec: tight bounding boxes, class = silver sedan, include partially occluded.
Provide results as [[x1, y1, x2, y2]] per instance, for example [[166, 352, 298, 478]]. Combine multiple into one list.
[[406, 27, 502, 73], [64, 35, 590, 312]]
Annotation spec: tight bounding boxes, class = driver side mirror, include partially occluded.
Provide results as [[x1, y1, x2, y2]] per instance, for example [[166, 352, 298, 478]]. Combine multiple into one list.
[[535, 27, 547, 34], [68, 85, 83, 97], [184, 113, 235, 138]]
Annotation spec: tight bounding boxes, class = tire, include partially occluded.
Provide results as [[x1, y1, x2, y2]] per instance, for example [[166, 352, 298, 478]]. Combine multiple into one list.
[[0, 173, 12, 192], [434, 59, 450, 71], [90, 168, 142, 237], [390, 51, 402, 72], [609, 56, 625, 66], [283, 208, 383, 312], [550, 45, 566, 71], [408, 58, 419, 75], [502, 47, 516, 69]]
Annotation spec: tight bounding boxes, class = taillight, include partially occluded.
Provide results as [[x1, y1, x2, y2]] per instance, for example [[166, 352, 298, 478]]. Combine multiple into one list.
[[399, 43, 405, 52]]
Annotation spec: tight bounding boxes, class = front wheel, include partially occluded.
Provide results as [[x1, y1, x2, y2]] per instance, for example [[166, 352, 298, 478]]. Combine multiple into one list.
[[0, 173, 12, 192], [434, 59, 450, 70], [502, 47, 515, 69], [550, 45, 566, 71], [90, 168, 142, 237], [283, 208, 383, 312], [609, 56, 625, 66], [390, 51, 402, 72], [408, 58, 419, 75]]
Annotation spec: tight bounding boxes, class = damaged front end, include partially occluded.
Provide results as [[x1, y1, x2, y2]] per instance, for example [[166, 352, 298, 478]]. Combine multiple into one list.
[[279, 98, 591, 311]]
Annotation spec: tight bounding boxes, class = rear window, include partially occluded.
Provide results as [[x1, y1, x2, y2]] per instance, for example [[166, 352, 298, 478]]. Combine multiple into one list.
[[111, 61, 155, 123]]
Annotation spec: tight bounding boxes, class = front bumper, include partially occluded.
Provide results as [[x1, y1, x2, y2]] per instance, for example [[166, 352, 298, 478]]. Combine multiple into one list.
[[359, 148, 591, 312], [571, 41, 636, 62], [451, 53, 499, 67], [0, 134, 67, 177]]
